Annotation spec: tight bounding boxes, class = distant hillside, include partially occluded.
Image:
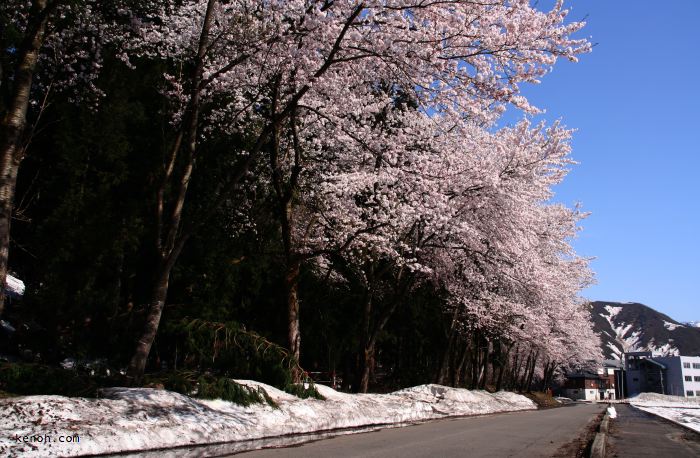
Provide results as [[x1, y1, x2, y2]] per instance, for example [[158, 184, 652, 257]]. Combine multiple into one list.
[[590, 301, 700, 359]]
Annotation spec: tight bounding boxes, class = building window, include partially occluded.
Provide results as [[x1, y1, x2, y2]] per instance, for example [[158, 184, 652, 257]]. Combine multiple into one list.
[[694, 363, 700, 369], [687, 391, 695, 397], [695, 376, 700, 382], [686, 376, 693, 382], [684, 362, 691, 369]]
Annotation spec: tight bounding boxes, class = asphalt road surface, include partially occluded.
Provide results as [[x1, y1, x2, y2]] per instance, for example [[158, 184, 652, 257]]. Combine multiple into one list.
[[235, 403, 605, 458], [606, 403, 700, 457]]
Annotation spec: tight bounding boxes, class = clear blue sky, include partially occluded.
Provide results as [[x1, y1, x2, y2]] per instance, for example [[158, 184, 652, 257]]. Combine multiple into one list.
[[505, 1, 699, 321]]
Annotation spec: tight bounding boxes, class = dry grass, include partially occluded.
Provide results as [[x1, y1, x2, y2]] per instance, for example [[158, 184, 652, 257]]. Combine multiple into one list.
[[522, 391, 562, 409]]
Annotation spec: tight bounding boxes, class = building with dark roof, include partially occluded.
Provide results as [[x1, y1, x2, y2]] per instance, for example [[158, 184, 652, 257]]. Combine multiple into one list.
[[624, 351, 700, 397]]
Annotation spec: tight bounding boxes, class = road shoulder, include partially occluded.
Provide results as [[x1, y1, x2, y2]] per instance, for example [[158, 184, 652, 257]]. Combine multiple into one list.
[[606, 404, 700, 457]]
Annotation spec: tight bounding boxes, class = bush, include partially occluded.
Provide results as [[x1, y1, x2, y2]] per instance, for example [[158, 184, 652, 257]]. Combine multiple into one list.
[[285, 382, 324, 400], [160, 319, 304, 392], [143, 371, 277, 406]]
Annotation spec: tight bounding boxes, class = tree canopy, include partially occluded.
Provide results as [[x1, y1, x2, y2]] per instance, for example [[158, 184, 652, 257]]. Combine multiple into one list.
[[1, 0, 601, 395]]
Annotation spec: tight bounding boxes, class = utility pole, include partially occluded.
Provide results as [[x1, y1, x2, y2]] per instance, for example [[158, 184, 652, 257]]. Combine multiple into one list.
[[620, 352, 625, 399]]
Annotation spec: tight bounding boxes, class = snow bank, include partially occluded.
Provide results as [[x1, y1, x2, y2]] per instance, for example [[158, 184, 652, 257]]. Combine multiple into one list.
[[629, 393, 700, 433], [0, 382, 535, 457], [632, 405, 700, 433], [630, 393, 700, 405]]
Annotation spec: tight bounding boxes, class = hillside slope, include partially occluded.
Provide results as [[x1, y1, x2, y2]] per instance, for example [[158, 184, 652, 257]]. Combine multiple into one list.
[[591, 301, 700, 359]]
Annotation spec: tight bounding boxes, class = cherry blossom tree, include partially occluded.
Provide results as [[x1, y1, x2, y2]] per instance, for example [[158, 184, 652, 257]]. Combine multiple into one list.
[[90, 0, 592, 378], [255, 1, 589, 372], [410, 121, 601, 389], [287, 109, 600, 390]]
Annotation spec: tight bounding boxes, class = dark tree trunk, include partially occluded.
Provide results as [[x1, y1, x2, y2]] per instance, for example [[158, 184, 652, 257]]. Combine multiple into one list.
[[495, 341, 513, 392], [126, 0, 216, 380], [452, 339, 469, 387], [0, 0, 52, 315], [356, 268, 411, 393], [494, 340, 504, 391], [357, 300, 398, 393], [286, 258, 301, 366], [541, 360, 555, 391], [126, 260, 170, 380], [526, 351, 539, 392], [470, 331, 481, 389], [436, 332, 454, 385], [269, 106, 304, 375], [0, 155, 20, 315], [435, 306, 460, 385], [518, 352, 529, 391], [510, 343, 521, 390], [357, 346, 375, 393], [479, 339, 491, 389], [356, 275, 374, 392]]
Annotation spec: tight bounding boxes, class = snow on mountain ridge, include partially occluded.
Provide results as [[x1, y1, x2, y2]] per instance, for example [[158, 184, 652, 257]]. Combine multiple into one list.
[[593, 302, 684, 359], [664, 320, 684, 331]]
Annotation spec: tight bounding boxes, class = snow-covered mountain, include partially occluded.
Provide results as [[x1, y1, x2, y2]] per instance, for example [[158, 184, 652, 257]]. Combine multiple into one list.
[[591, 301, 700, 360], [684, 321, 700, 328]]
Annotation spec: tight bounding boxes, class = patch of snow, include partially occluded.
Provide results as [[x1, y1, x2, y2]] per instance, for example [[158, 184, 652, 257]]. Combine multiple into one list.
[[0, 382, 536, 457], [60, 358, 77, 370], [630, 393, 700, 405], [629, 393, 700, 432], [663, 321, 684, 331], [618, 326, 643, 351], [606, 342, 622, 359], [647, 341, 679, 357], [629, 396, 700, 434], [235, 380, 299, 403], [603, 305, 623, 318], [683, 321, 700, 328], [633, 405, 700, 433], [5, 274, 25, 297], [607, 406, 617, 419], [0, 319, 16, 334]]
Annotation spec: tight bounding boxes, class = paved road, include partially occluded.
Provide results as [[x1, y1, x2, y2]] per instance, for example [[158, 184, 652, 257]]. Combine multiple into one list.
[[606, 404, 700, 457], [235, 403, 605, 458]]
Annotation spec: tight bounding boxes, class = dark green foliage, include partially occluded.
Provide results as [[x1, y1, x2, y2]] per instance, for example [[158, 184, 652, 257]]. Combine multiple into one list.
[[10, 56, 167, 363], [158, 318, 322, 399], [196, 375, 275, 406], [144, 371, 276, 407], [284, 383, 325, 400], [0, 363, 106, 397], [0, 362, 276, 406], [165, 318, 300, 385]]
